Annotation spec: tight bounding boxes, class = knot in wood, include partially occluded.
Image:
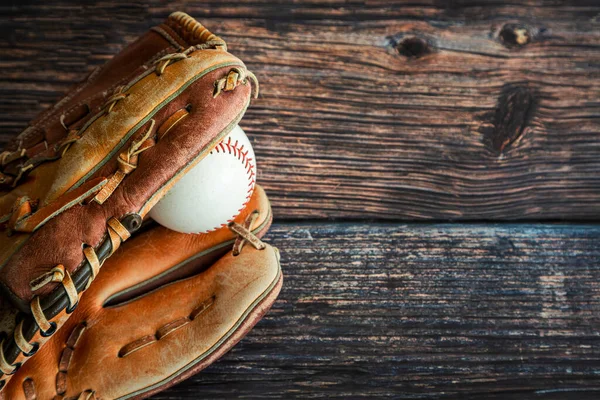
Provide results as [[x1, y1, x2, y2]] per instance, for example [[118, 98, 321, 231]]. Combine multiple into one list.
[[499, 24, 531, 48], [486, 85, 536, 155], [396, 36, 431, 58]]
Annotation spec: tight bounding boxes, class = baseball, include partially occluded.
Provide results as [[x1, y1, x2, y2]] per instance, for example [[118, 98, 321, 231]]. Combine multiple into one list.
[[149, 125, 256, 233]]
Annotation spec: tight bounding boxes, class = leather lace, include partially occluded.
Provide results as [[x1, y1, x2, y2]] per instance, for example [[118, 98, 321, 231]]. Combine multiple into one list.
[[0, 217, 130, 385], [229, 210, 267, 256]]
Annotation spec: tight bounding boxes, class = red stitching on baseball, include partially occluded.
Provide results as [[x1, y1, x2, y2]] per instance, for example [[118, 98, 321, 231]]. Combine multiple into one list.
[[209, 135, 256, 229], [210, 137, 255, 190]]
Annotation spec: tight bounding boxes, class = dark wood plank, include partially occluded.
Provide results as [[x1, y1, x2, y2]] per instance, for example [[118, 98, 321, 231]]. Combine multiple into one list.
[[1, 2, 600, 220], [154, 222, 600, 399]]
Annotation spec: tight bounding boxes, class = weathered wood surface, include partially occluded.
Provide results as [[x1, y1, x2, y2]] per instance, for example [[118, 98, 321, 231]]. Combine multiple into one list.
[[153, 223, 600, 399], [1, 1, 600, 220], [1, 2, 600, 399]]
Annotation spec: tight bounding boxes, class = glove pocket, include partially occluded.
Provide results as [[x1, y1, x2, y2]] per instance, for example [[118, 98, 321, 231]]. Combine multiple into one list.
[[69, 243, 282, 399]]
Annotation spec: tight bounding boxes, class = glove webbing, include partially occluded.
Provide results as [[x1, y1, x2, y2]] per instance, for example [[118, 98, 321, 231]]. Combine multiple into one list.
[[0, 215, 133, 386]]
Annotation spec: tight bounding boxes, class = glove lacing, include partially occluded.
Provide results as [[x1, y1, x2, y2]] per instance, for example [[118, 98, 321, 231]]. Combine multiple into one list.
[[0, 217, 130, 380], [228, 210, 267, 256]]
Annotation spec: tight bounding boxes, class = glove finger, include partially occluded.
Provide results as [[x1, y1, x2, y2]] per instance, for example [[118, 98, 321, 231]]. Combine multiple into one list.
[[79, 244, 281, 399], [91, 184, 272, 308]]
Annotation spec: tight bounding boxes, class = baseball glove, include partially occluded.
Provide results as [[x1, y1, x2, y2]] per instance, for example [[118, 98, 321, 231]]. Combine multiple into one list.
[[0, 12, 260, 390], [0, 185, 281, 399]]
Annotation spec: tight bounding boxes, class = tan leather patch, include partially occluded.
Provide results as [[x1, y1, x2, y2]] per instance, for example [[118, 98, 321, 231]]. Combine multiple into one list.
[[165, 12, 222, 45], [157, 108, 189, 139], [22, 378, 35, 400], [7, 197, 33, 231]]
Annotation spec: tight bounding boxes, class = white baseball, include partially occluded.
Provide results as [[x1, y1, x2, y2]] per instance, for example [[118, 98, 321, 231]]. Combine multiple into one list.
[[149, 125, 256, 233]]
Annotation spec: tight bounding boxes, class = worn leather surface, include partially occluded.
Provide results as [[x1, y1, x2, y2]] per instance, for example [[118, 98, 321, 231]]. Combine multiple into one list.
[[0, 12, 254, 312], [1, 185, 282, 399]]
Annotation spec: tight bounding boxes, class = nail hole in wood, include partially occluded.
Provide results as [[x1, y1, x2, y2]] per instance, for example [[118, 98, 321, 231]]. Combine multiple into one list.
[[499, 24, 530, 48], [396, 36, 431, 58]]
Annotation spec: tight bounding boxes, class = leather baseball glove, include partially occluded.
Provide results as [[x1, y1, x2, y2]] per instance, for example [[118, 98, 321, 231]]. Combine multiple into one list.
[[0, 11, 264, 391], [1, 185, 282, 399]]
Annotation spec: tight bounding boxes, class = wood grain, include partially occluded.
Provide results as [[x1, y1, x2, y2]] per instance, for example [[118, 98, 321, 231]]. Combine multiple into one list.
[[154, 222, 600, 399], [1, 3, 599, 397], [1, 1, 599, 220]]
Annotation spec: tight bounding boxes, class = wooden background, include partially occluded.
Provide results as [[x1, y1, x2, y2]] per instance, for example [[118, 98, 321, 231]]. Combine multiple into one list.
[[1, 1, 600, 399]]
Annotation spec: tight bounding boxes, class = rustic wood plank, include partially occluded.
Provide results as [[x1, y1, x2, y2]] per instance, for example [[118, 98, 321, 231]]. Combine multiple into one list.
[[153, 222, 600, 399], [1, 2, 600, 220]]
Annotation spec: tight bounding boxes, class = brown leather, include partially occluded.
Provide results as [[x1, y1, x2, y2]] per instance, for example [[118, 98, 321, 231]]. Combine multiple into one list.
[[0, 11, 259, 388], [1, 64, 252, 303], [0, 11, 249, 299], [2, 186, 282, 399]]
